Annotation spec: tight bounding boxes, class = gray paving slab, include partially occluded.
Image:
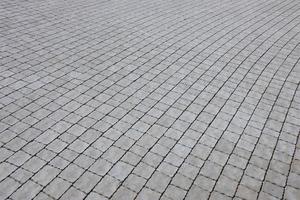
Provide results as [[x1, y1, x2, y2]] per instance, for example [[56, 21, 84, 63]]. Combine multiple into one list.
[[1, 0, 300, 199]]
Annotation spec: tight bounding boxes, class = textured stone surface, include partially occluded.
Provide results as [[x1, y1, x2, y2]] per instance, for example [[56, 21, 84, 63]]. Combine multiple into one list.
[[0, 0, 300, 199]]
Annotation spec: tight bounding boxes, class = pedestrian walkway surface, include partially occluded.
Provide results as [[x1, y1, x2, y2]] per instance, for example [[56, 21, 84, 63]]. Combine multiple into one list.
[[1, 0, 300, 199]]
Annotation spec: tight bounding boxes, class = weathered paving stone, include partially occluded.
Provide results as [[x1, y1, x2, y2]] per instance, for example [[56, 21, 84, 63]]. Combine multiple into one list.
[[43, 178, 71, 199], [1, 0, 300, 199]]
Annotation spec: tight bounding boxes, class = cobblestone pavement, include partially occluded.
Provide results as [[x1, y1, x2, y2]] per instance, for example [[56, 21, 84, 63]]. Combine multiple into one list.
[[1, 0, 300, 199]]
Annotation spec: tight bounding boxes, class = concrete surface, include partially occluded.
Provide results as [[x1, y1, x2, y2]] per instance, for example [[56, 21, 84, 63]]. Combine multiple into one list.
[[1, 0, 300, 199]]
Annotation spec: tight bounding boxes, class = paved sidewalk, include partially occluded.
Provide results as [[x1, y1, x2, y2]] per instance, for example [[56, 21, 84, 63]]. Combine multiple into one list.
[[1, 0, 300, 199]]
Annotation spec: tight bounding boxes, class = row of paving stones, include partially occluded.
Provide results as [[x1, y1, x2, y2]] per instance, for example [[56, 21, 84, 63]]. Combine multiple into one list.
[[0, 0, 300, 199]]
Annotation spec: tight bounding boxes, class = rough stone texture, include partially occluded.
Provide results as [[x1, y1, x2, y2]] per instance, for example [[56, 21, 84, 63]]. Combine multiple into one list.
[[0, 0, 300, 199]]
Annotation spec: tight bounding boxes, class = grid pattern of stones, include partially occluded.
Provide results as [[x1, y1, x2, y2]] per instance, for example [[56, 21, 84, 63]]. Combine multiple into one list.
[[0, 0, 300, 199]]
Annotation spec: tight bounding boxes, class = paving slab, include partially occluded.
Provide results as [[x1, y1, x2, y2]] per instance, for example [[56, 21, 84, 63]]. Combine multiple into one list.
[[0, 0, 300, 199]]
